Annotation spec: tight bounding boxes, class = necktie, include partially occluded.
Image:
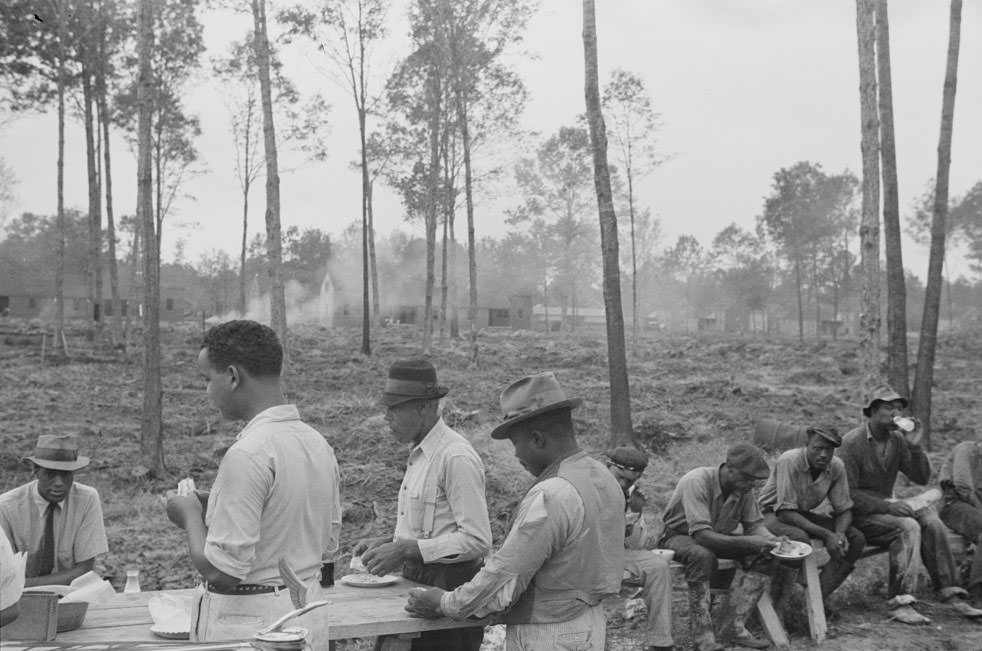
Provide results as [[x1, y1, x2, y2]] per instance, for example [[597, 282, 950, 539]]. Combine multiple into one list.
[[37, 501, 58, 576]]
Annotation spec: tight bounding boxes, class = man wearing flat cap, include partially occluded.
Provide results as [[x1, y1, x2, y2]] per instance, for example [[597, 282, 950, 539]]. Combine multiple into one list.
[[758, 426, 865, 614], [839, 383, 982, 619], [0, 434, 108, 587], [606, 446, 674, 651], [659, 442, 779, 651], [356, 358, 491, 651], [405, 372, 625, 650]]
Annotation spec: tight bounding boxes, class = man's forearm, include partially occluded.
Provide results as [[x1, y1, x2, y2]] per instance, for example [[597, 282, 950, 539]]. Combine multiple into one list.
[[776, 510, 831, 540], [693, 529, 761, 556], [24, 558, 94, 588], [833, 510, 852, 535], [182, 518, 239, 589]]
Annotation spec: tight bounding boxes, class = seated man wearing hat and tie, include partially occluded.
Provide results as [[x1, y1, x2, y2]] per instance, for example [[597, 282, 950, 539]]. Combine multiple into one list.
[[605, 446, 674, 651], [839, 383, 982, 620], [0, 434, 108, 588], [355, 359, 492, 651], [658, 442, 779, 651], [405, 372, 625, 651], [758, 426, 866, 617]]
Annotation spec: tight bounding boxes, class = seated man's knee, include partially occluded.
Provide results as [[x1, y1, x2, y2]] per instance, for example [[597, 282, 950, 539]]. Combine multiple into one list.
[[682, 544, 718, 582]]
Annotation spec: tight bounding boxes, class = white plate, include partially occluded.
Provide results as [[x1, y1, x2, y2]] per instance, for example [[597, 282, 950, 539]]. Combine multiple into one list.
[[150, 625, 190, 640], [339, 573, 399, 588], [771, 541, 813, 559]]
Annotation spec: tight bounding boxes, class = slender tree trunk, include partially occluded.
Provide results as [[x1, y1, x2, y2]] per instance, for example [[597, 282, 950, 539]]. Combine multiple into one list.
[[358, 105, 371, 354], [98, 72, 121, 346], [239, 177, 249, 315], [794, 255, 805, 342], [812, 254, 821, 339], [913, 0, 962, 451], [137, 0, 163, 475], [439, 205, 449, 345], [367, 180, 380, 325], [856, 0, 882, 396], [82, 66, 103, 334], [449, 210, 459, 340], [876, 0, 908, 396], [583, 0, 634, 447], [458, 99, 479, 366], [628, 175, 639, 346], [423, 65, 441, 355], [54, 0, 67, 354]]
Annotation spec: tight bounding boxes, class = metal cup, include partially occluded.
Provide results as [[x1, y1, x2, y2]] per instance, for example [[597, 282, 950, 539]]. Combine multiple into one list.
[[894, 416, 916, 432]]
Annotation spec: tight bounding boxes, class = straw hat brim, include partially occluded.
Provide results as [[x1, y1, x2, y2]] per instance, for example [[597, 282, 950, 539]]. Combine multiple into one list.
[[490, 398, 582, 440], [23, 455, 90, 472]]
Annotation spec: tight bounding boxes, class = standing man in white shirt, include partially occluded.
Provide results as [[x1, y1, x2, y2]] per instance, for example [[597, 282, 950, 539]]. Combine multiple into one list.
[[356, 358, 492, 651], [165, 320, 341, 647]]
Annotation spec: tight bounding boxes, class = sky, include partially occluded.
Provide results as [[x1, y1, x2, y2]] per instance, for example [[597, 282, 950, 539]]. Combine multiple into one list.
[[1, 0, 980, 281]]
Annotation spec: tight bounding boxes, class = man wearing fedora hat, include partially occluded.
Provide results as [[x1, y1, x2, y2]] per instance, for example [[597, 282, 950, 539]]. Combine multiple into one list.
[[405, 372, 625, 651], [355, 358, 491, 651], [605, 446, 675, 651], [165, 320, 340, 646], [0, 434, 108, 588], [658, 442, 780, 651], [758, 426, 866, 616], [839, 383, 982, 620]]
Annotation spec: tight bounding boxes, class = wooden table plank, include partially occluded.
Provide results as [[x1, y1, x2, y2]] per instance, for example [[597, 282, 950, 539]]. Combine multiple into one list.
[[34, 580, 484, 646]]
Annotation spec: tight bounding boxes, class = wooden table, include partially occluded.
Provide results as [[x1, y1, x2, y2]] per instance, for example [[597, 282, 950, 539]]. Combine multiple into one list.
[[0, 579, 483, 651]]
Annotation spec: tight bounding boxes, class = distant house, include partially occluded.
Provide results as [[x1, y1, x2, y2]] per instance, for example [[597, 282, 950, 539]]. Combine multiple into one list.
[[332, 294, 534, 331], [0, 264, 192, 322]]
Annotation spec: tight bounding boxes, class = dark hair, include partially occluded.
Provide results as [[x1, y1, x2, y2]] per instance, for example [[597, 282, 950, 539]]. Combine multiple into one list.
[[201, 320, 282, 377]]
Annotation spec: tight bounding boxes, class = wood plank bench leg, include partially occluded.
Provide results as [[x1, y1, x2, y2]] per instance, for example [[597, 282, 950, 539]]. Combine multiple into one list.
[[755, 591, 790, 649], [803, 546, 827, 643]]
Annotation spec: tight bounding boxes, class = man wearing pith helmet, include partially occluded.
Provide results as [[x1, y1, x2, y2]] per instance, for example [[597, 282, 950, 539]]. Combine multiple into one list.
[[355, 358, 491, 651], [839, 383, 982, 620], [0, 434, 108, 588], [405, 371, 625, 651], [606, 446, 675, 651]]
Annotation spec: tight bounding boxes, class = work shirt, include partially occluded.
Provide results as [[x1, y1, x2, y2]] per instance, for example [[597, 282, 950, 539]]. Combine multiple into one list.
[[758, 448, 853, 515], [204, 404, 341, 584], [1, 531, 24, 611], [662, 465, 766, 537], [0, 481, 108, 574], [394, 418, 491, 564], [440, 450, 624, 624], [939, 440, 982, 508], [839, 423, 931, 516]]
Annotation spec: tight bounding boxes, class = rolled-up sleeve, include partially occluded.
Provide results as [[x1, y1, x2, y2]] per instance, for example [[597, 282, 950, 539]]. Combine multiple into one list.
[[74, 489, 109, 563], [204, 449, 271, 579], [679, 474, 714, 536], [441, 479, 579, 620], [772, 456, 801, 513], [827, 460, 854, 514], [418, 453, 492, 564]]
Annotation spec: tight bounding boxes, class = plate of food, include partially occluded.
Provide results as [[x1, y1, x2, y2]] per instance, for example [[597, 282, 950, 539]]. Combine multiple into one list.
[[149, 625, 190, 640], [339, 573, 400, 588], [770, 540, 813, 560]]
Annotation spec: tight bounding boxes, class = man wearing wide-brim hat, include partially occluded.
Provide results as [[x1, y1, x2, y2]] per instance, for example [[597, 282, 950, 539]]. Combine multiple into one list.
[[658, 442, 780, 651], [0, 434, 108, 588], [355, 358, 491, 651], [405, 372, 626, 651], [758, 426, 866, 618], [839, 383, 982, 620]]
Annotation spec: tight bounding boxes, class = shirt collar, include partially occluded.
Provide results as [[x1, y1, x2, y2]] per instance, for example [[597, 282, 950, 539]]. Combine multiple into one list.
[[413, 418, 449, 459], [237, 404, 302, 441]]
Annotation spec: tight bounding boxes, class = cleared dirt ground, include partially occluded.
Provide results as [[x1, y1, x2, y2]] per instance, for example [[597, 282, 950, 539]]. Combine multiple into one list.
[[2, 320, 981, 650]]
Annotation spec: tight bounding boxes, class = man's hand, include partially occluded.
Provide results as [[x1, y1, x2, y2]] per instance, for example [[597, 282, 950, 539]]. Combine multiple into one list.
[[886, 501, 916, 518], [166, 490, 203, 530], [744, 535, 780, 553], [902, 418, 924, 447], [406, 587, 446, 619], [823, 531, 847, 561], [362, 538, 420, 576], [351, 536, 389, 557]]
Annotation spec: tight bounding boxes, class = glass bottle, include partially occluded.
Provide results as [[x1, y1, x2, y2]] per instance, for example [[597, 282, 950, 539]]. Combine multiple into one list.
[[123, 567, 141, 593]]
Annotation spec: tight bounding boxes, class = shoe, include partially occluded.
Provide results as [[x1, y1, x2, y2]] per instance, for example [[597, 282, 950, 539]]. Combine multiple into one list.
[[950, 597, 982, 619], [729, 630, 771, 649], [645, 646, 673, 651]]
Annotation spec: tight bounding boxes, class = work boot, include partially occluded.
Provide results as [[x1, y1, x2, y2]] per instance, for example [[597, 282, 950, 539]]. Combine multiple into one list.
[[687, 581, 722, 651], [819, 559, 855, 600], [717, 569, 772, 649]]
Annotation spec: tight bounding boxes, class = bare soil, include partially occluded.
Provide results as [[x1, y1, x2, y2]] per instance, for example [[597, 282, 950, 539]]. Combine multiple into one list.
[[2, 321, 981, 650]]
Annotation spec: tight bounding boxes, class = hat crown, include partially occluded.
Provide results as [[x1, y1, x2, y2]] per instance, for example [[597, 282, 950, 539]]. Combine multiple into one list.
[[863, 383, 907, 413], [35, 434, 80, 459], [607, 446, 648, 471], [499, 372, 569, 419], [380, 358, 448, 406], [726, 442, 770, 479]]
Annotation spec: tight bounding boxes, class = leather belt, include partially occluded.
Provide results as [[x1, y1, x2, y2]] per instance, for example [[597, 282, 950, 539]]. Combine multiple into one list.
[[206, 582, 284, 596]]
